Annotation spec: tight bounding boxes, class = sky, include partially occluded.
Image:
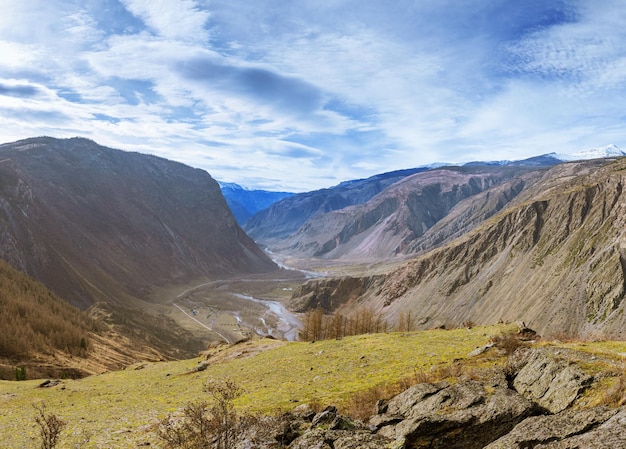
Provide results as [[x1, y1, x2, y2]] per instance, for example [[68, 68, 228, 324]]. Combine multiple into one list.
[[1, 1, 626, 192]]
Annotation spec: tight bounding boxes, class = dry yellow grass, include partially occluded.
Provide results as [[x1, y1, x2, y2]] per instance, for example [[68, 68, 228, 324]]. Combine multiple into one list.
[[0, 325, 508, 448]]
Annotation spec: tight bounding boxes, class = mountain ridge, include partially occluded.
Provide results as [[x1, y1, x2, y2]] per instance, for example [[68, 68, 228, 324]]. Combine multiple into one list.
[[291, 157, 626, 339], [0, 136, 278, 358], [219, 181, 294, 225]]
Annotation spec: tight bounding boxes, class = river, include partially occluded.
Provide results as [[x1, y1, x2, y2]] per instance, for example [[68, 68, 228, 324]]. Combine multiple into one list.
[[232, 293, 301, 341]]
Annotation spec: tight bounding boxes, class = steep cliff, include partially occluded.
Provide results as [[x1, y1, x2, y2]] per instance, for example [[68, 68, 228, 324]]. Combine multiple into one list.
[[292, 158, 626, 338], [0, 137, 277, 309]]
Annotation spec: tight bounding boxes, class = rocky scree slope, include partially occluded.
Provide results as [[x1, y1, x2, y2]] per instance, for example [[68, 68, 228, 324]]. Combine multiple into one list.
[[291, 158, 626, 339], [269, 165, 542, 260]]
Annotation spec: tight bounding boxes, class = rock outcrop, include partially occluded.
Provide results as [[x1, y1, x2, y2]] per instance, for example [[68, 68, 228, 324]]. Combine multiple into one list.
[[231, 347, 623, 448], [371, 380, 538, 449]]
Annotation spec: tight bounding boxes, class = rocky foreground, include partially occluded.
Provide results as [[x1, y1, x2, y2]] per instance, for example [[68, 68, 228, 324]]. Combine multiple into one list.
[[232, 345, 625, 448]]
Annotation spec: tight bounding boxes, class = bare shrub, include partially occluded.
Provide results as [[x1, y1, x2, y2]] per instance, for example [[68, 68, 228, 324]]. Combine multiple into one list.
[[204, 378, 243, 449], [490, 331, 522, 355], [33, 403, 66, 449], [342, 382, 411, 421], [157, 378, 244, 449], [462, 319, 476, 329]]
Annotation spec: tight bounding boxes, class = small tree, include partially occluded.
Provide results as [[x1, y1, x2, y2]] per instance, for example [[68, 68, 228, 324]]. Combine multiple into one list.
[[15, 365, 26, 381], [34, 403, 65, 449]]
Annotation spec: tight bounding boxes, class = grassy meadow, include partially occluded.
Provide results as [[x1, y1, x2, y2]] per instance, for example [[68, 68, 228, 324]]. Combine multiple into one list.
[[0, 326, 507, 448], [4, 324, 626, 448]]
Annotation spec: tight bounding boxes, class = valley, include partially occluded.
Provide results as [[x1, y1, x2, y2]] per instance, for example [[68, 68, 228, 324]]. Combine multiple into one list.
[[167, 269, 307, 344], [4, 137, 626, 447]]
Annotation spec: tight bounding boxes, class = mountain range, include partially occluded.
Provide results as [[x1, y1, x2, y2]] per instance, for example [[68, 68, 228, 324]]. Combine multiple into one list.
[[244, 147, 624, 261], [287, 156, 626, 339], [1, 136, 626, 376], [219, 182, 293, 225]]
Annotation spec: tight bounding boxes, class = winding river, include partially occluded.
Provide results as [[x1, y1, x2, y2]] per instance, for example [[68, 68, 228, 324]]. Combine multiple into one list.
[[232, 293, 301, 341]]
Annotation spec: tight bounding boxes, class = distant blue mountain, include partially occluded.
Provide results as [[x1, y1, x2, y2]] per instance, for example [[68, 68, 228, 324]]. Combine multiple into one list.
[[219, 182, 294, 226]]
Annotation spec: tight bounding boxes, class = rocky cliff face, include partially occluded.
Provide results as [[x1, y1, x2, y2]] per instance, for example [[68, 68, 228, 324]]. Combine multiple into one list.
[[292, 158, 626, 339], [0, 137, 277, 309], [270, 166, 540, 260], [244, 167, 432, 242]]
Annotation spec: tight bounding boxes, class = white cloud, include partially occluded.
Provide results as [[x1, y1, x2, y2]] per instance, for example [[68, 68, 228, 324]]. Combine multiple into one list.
[[120, 0, 210, 43], [1, 1, 626, 191]]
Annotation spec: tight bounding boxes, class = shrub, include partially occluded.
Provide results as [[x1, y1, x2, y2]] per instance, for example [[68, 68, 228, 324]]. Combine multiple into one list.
[[490, 330, 522, 355], [157, 378, 244, 449], [33, 403, 65, 449], [15, 365, 26, 381]]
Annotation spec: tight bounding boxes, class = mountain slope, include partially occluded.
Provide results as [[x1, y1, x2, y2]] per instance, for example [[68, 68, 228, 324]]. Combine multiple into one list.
[[291, 157, 626, 339], [244, 167, 432, 241], [0, 258, 168, 379], [219, 182, 293, 225], [270, 165, 541, 260], [0, 137, 276, 309], [0, 136, 278, 358]]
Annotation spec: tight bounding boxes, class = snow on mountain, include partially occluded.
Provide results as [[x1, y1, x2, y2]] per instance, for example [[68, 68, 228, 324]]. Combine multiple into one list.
[[555, 144, 625, 161]]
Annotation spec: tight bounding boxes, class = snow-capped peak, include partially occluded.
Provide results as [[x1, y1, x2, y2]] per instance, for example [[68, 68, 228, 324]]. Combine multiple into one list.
[[555, 144, 625, 161]]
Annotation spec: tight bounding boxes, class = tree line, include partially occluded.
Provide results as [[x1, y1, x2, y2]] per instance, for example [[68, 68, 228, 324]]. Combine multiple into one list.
[[0, 259, 97, 369], [298, 307, 416, 341]]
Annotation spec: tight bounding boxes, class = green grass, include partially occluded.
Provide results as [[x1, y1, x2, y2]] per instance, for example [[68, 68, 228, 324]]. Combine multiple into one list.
[[0, 325, 507, 448]]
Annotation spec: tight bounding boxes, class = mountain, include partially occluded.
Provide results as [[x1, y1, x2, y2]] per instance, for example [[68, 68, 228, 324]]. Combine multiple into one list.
[[265, 165, 544, 260], [219, 182, 293, 225], [555, 143, 626, 161], [247, 148, 624, 262], [0, 257, 169, 379], [291, 157, 626, 339], [0, 136, 277, 357], [244, 166, 433, 242]]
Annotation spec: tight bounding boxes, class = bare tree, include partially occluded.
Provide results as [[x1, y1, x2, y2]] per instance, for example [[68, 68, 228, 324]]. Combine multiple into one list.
[[205, 378, 243, 449]]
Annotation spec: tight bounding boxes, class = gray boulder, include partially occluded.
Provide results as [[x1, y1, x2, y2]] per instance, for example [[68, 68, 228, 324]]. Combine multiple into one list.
[[288, 429, 393, 449], [513, 349, 592, 413], [535, 407, 626, 448], [485, 407, 618, 448], [371, 380, 538, 449]]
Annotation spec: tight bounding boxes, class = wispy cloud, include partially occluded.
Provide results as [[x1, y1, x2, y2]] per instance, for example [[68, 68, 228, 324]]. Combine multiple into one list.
[[1, 1, 626, 191]]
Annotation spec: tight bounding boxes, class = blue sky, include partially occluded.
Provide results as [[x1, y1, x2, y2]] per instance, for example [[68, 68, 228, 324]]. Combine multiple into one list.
[[1, 1, 626, 191]]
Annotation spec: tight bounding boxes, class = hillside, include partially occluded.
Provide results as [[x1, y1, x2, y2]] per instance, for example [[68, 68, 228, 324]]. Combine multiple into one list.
[[291, 157, 626, 339], [0, 326, 511, 447], [0, 136, 278, 358], [3, 327, 626, 447], [269, 165, 542, 260], [0, 258, 168, 380], [0, 136, 277, 308]]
